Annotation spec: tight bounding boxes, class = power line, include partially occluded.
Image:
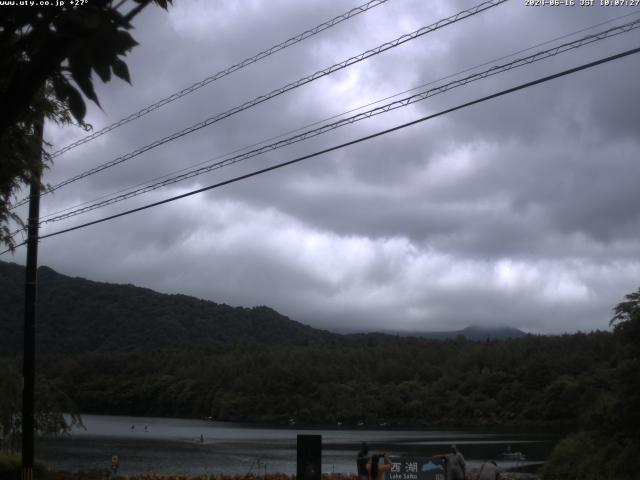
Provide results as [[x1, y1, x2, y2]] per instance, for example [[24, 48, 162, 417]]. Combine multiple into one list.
[[36, 18, 640, 225], [48, 0, 392, 159], [8, 11, 639, 244], [11, 0, 506, 209], [37, 9, 640, 223], [3, 44, 637, 256]]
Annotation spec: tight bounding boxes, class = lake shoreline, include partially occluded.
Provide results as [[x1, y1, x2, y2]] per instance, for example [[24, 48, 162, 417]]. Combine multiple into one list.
[[70, 411, 574, 434]]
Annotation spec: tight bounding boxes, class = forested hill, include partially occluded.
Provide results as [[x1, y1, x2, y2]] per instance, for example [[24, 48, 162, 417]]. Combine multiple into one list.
[[0, 261, 342, 355], [0, 261, 528, 356]]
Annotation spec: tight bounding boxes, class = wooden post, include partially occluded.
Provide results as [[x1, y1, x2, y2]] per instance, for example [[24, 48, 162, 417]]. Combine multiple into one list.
[[22, 116, 43, 480]]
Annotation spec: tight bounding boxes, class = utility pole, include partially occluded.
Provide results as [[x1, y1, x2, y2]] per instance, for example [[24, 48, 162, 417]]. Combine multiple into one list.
[[22, 115, 43, 480]]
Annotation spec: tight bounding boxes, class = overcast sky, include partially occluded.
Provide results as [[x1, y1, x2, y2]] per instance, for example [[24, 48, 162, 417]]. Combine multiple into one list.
[[8, 0, 640, 334]]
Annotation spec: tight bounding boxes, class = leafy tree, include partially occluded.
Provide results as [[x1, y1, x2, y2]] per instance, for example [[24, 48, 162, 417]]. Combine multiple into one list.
[[0, 360, 81, 452], [608, 287, 640, 443], [610, 287, 640, 351], [0, 0, 172, 250], [542, 287, 640, 480]]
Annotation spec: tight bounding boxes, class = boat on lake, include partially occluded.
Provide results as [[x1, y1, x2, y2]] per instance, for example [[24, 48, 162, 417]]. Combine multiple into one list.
[[499, 451, 526, 461]]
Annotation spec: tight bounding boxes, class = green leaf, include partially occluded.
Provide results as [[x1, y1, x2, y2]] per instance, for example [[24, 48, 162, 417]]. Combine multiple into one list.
[[71, 68, 100, 107], [68, 50, 100, 107], [112, 58, 131, 84], [65, 85, 87, 123], [51, 75, 86, 122], [112, 30, 138, 54], [93, 59, 111, 83]]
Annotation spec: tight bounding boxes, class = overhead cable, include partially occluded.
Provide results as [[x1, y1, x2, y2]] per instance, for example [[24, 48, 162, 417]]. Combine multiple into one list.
[[2, 44, 637, 256], [37, 18, 640, 225], [12, 0, 506, 209], [48, 0, 392, 159], [39, 9, 640, 223]]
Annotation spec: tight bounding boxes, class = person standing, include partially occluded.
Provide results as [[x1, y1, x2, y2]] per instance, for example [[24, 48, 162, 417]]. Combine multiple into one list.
[[111, 454, 119, 477], [476, 460, 500, 480], [449, 445, 466, 480], [367, 453, 392, 480], [357, 443, 370, 480]]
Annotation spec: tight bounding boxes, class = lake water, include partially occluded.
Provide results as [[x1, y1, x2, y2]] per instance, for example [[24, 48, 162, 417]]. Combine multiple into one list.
[[35, 415, 558, 476]]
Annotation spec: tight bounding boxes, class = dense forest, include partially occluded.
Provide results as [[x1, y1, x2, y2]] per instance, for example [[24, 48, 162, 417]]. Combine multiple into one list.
[[1, 331, 614, 427]]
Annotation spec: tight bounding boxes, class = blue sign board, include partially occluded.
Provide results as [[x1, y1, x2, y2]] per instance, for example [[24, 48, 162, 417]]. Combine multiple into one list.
[[386, 456, 447, 480]]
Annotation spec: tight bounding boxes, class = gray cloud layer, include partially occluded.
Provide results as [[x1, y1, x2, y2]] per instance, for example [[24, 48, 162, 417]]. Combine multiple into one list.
[[10, 0, 640, 334]]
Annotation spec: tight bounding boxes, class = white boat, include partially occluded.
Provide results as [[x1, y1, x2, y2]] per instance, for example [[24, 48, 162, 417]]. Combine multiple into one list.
[[499, 451, 526, 461]]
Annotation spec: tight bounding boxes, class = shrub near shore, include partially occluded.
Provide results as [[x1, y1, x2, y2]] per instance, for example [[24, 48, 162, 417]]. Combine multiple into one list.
[[0, 454, 48, 480]]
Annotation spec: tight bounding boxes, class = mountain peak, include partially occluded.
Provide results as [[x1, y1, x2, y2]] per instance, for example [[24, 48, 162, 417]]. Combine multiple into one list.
[[461, 325, 527, 339]]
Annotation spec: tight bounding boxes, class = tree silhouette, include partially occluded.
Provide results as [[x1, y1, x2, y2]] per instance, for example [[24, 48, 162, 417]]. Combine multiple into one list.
[[0, 0, 172, 249]]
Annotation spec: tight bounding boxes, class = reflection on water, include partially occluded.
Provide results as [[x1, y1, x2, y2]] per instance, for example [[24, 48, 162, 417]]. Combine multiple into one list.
[[35, 415, 558, 476]]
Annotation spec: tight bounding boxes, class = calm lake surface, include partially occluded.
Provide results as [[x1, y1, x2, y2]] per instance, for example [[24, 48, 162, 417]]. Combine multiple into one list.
[[36, 415, 559, 476]]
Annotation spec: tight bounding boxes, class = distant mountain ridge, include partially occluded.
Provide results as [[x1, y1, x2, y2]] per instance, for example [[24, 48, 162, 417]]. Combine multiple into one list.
[[401, 325, 528, 341], [0, 261, 527, 356]]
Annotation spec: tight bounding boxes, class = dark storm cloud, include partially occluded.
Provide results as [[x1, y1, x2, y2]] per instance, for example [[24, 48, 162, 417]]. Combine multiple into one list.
[[22, 0, 640, 334]]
